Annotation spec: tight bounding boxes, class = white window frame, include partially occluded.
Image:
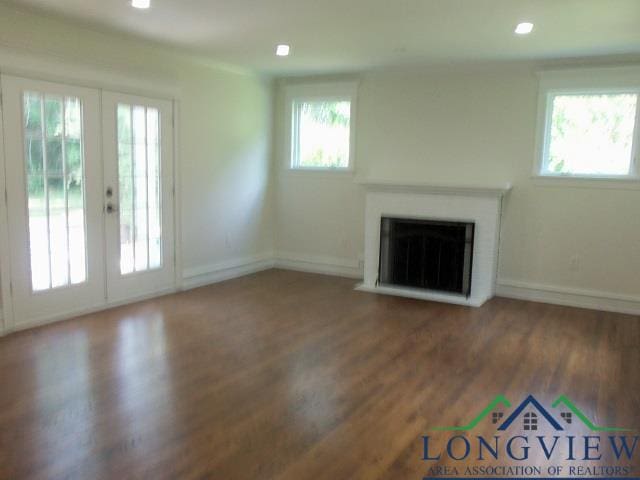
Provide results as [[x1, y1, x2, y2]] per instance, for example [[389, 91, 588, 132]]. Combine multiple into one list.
[[284, 81, 358, 172], [534, 66, 640, 181]]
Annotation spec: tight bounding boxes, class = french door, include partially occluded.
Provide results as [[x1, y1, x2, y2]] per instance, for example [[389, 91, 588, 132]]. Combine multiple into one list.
[[1, 75, 175, 328], [102, 92, 175, 303]]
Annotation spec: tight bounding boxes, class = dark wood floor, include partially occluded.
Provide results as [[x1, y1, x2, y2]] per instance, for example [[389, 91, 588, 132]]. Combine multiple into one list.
[[0, 269, 638, 479]]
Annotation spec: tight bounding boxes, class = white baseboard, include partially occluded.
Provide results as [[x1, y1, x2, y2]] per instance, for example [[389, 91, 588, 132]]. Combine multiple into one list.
[[274, 251, 363, 279], [4, 262, 638, 335], [181, 253, 276, 290], [2, 251, 355, 335], [496, 279, 640, 316], [3, 254, 275, 335]]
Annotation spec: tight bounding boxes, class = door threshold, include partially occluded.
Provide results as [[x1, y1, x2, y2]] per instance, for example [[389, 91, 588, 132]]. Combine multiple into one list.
[[4, 286, 177, 335]]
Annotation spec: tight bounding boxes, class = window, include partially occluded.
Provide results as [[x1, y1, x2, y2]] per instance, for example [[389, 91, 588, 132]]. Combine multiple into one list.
[[536, 68, 640, 180], [286, 82, 357, 171], [523, 412, 538, 431], [541, 92, 639, 177]]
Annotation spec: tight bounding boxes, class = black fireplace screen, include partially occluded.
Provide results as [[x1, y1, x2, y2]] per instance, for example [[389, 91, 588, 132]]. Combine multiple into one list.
[[378, 217, 474, 296]]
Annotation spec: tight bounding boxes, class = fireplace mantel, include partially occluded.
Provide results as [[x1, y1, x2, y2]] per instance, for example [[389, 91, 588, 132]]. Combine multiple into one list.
[[356, 180, 508, 307], [355, 178, 512, 197]]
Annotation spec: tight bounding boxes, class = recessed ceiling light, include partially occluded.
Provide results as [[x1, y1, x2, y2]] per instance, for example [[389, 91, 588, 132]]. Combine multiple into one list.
[[131, 0, 150, 9], [276, 44, 290, 57], [515, 22, 534, 35]]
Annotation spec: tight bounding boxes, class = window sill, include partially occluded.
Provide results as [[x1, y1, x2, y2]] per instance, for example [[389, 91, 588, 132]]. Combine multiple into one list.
[[531, 175, 640, 190]]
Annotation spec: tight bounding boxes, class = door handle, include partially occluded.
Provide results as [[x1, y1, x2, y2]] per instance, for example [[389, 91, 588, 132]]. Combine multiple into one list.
[[105, 203, 119, 214]]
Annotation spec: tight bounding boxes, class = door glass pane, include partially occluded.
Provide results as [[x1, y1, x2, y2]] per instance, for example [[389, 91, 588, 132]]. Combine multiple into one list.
[[23, 92, 87, 291], [25, 137, 43, 175], [24, 93, 42, 136], [46, 138, 64, 175], [117, 103, 162, 275], [65, 98, 82, 139], [68, 179, 86, 284], [27, 175, 49, 291], [44, 97, 63, 137], [119, 208, 134, 275], [48, 176, 69, 288], [134, 207, 148, 271]]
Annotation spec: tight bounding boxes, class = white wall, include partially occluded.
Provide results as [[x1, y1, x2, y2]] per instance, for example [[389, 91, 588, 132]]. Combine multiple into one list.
[[178, 71, 274, 282], [274, 65, 640, 312], [1, 2, 638, 323], [0, 4, 275, 328], [275, 171, 365, 276]]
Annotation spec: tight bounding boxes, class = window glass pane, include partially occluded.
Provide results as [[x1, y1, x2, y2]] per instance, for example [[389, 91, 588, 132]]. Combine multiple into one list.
[[24, 93, 87, 291], [545, 94, 638, 176], [117, 103, 162, 275], [294, 100, 351, 169]]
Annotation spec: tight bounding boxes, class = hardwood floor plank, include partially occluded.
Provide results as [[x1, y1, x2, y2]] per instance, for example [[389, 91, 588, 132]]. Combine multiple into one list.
[[0, 269, 638, 479]]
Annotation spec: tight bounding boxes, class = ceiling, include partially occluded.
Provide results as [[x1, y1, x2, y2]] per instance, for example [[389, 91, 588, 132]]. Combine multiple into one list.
[[5, 0, 640, 75]]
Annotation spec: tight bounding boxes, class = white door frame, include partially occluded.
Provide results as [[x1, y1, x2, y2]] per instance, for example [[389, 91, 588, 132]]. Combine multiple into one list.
[[0, 75, 15, 335], [0, 49, 183, 334]]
